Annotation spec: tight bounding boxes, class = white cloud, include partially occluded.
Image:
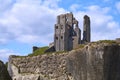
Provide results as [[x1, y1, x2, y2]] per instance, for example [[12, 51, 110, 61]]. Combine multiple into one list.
[[0, 0, 120, 45], [0, 0, 12, 12], [86, 5, 110, 14], [107, 21, 119, 29], [73, 5, 120, 41], [0, 0, 66, 45], [70, 4, 80, 12], [0, 49, 20, 62], [116, 2, 120, 13], [0, 0, 120, 62], [41, 0, 61, 8]]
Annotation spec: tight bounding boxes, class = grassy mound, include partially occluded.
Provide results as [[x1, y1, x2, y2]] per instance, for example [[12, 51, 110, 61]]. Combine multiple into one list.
[[28, 46, 49, 56]]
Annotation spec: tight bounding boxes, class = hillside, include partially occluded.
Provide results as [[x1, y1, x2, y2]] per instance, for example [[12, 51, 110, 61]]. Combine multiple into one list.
[[8, 40, 120, 80]]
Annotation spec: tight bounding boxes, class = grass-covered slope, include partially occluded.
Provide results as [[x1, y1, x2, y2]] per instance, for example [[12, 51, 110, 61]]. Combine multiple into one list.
[[28, 46, 49, 56], [27, 40, 119, 57]]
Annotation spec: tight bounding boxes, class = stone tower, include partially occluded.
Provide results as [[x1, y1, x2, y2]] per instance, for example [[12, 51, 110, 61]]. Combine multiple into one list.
[[73, 19, 81, 49], [83, 15, 90, 43], [34, 13, 91, 52], [54, 13, 81, 51]]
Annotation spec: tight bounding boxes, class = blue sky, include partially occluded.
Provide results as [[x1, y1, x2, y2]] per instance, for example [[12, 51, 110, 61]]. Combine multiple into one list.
[[0, 0, 120, 62]]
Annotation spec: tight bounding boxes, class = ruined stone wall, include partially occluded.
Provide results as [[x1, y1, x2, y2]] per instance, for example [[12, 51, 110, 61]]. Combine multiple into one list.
[[73, 27, 81, 49], [8, 43, 120, 80], [65, 13, 74, 51], [54, 13, 81, 51], [116, 38, 120, 43], [54, 14, 68, 51], [83, 15, 90, 43]]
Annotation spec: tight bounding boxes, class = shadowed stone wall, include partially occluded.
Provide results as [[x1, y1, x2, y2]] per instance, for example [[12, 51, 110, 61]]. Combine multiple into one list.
[[0, 60, 12, 80]]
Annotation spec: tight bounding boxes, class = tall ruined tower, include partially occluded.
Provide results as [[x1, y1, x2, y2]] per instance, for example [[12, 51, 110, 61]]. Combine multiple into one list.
[[54, 13, 73, 51], [83, 15, 90, 43], [73, 19, 81, 49], [54, 13, 81, 51]]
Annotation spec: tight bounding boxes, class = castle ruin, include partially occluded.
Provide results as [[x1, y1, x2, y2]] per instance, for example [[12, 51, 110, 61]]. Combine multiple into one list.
[[83, 15, 91, 43], [33, 12, 91, 52], [54, 12, 91, 51]]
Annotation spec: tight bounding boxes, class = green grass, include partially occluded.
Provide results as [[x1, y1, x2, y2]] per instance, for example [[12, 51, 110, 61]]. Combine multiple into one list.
[[79, 44, 85, 48], [98, 40, 116, 44], [28, 46, 49, 56], [17, 40, 118, 57], [55, 50, 68, 54], [27, 40, 117, 57], [5, 62, 8, 68]]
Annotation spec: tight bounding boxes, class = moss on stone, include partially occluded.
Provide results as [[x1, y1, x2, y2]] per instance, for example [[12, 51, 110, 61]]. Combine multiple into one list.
[[79, 44, 85, 48]]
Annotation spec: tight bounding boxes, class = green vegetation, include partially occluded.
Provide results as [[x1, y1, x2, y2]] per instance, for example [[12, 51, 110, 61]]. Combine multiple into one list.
[[20, 40, 119, 57], [5, 62, 8, 68], [19, 40, 118, 57], [55, 50, 68, 54], [28, 46, 49, 56], [72, 44, 85, 50], [98, 40, 116, 44], [79, 44, 85, 48]]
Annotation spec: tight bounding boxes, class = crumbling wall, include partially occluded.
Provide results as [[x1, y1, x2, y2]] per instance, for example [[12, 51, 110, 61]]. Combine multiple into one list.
[[8, 43, 120, 80], [83, 15, 90, 43], [54, 13, 81, 51]]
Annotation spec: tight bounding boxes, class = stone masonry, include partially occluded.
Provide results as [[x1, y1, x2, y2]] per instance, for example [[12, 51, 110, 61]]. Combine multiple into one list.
[[83, 15, 90, 43], [54, 12, 91, 51], [33, 13, 91, 52], [54, 12, 81, 51], [8, 42, 120, 80]]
